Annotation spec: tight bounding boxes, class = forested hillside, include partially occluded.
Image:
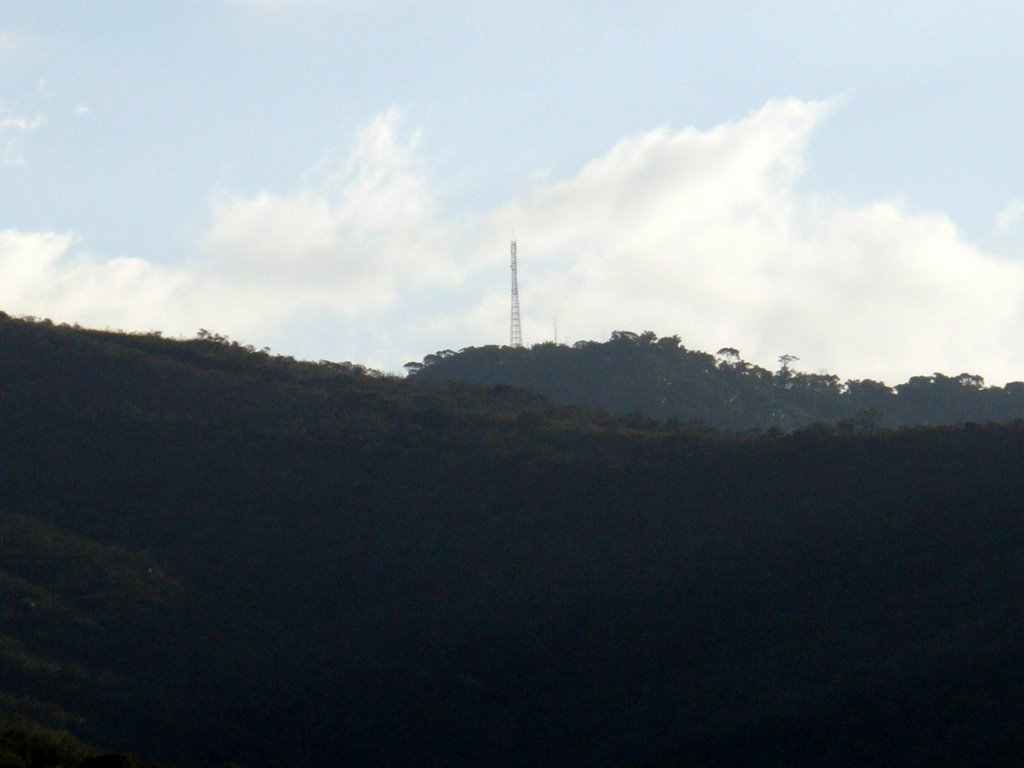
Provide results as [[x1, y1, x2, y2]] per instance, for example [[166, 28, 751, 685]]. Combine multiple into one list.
[[2, 314, 1024, 766], [407, 331, 1024, 429]]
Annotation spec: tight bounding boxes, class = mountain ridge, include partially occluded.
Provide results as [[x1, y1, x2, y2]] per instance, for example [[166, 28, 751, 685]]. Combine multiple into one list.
[[1, 314, 1023, 765]]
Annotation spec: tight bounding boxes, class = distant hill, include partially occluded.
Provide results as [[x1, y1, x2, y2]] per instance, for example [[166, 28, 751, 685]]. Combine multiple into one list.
[[406, 331, 1024, 430], [3, 313, 1024, 766]]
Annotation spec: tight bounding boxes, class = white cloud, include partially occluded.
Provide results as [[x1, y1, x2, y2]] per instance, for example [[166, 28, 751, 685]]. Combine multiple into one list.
[[6, 99, 1024, 384], [0, 230, 194, 330]]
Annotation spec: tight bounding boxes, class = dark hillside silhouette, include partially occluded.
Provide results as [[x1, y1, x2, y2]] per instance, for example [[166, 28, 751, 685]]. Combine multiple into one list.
[[1, 313, 1024, 765], [407, 331, 1024, 429]]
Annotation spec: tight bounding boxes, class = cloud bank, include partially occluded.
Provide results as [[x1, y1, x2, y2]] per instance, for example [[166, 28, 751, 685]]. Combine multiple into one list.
[[3, 98, 1024, 383], [480, 98, 1024, 383]]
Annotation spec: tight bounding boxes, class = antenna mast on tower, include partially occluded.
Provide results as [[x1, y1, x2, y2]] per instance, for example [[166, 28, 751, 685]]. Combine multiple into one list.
[[510, 240, 523, 347]]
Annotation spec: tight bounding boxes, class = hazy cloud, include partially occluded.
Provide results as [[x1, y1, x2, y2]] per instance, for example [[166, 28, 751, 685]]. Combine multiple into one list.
[[201, 108, 458, 317], [995, 198, 1024, 235], [0, 115, 43, 131], [0, 29, 22, 63], [2, 139, 24, 167], [0, 106, 43, 168]]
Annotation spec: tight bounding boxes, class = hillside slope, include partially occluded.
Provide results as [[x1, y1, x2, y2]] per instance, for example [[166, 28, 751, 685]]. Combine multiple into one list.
[[2, 315, 1024, 766]]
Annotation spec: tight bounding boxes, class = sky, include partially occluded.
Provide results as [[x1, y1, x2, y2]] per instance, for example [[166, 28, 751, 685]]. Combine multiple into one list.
[[2, 2, 1024, 384]]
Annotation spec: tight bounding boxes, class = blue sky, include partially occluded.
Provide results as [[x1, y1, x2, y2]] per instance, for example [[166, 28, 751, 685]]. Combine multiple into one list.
[[3, 2, 1024, 383]]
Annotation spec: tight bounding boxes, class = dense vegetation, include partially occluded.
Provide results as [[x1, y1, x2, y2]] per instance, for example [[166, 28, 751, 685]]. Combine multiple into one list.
[[0, 723, 151, 768], [2, 313, 1024, 765], [407, 331, 1024, 430]]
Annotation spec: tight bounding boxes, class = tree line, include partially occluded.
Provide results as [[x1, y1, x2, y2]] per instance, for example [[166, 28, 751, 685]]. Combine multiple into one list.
[[408, 330, 1024, 430]]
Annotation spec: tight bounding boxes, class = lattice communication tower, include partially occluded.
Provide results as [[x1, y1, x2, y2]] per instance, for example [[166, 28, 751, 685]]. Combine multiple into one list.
[[510, 240, 523, 348]]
